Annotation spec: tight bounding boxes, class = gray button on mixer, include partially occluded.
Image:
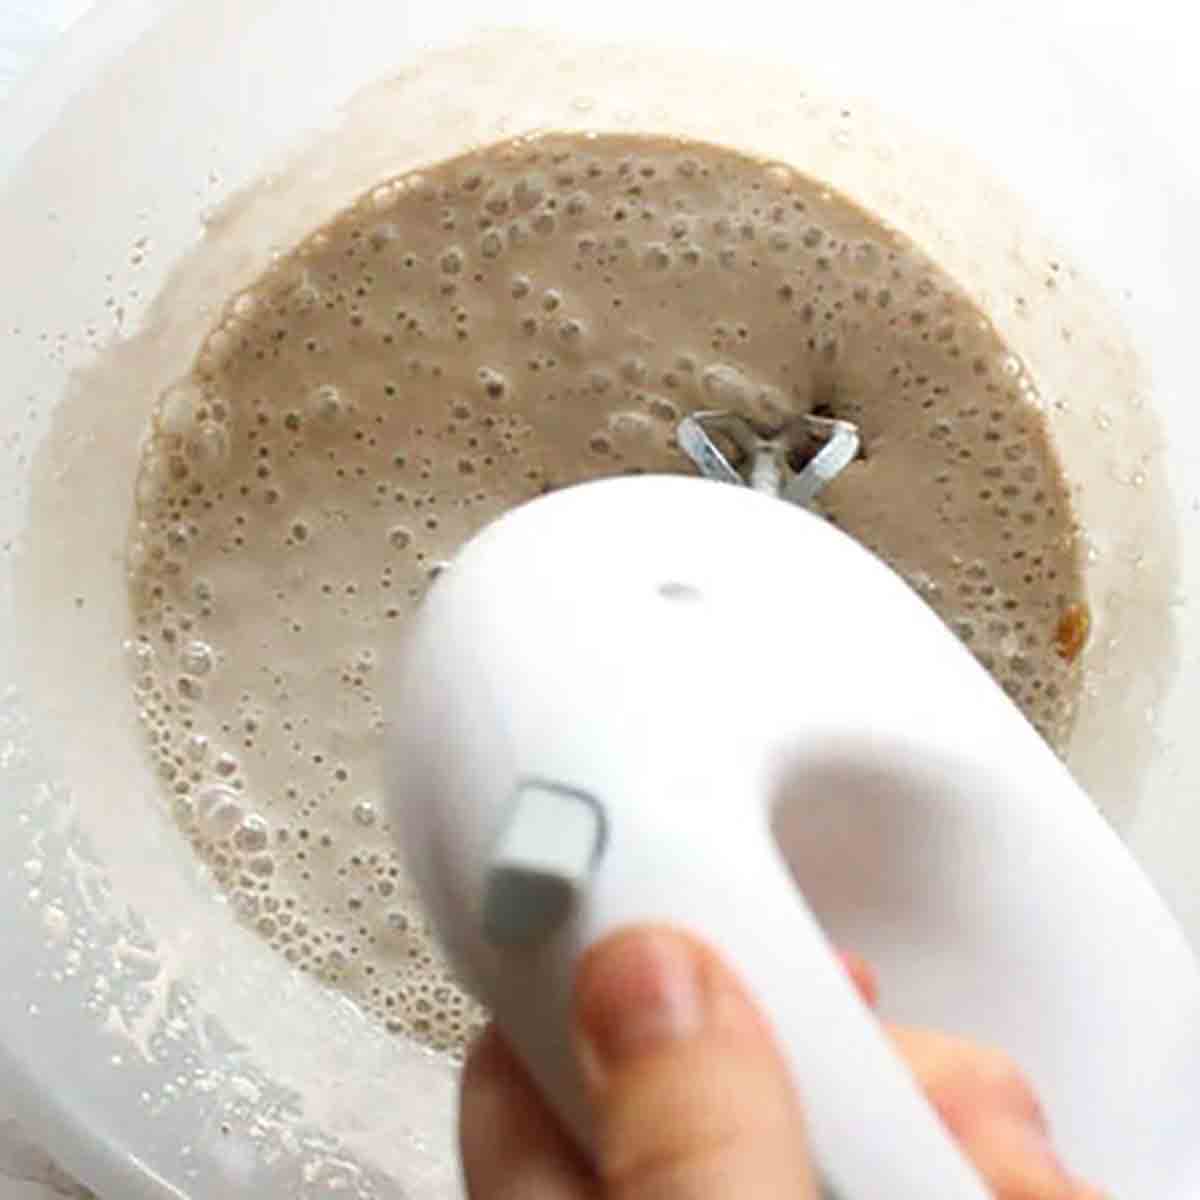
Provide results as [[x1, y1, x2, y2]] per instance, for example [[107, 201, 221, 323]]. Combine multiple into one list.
[[483, 782, 605, 947]]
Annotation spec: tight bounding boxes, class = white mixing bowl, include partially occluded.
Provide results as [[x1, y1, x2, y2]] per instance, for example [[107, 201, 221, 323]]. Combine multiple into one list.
[[1, 1, 1197, 1196]]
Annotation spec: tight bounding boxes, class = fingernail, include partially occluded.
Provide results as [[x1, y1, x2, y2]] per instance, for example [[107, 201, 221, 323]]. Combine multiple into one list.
[[575, 928, 704, 1073]]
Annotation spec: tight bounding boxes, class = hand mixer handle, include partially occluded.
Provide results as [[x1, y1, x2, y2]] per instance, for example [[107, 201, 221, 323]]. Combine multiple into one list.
[[559, 793, 993, 1200], [389, 475, 1008, 1197]]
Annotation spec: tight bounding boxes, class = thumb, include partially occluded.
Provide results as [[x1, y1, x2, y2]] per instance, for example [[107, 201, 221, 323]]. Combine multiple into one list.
[[573, 925, 818, 1200]]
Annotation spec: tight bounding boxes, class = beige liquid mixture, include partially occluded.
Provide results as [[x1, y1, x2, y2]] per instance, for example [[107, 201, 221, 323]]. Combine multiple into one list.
[[125, 133, 1086, 1055]]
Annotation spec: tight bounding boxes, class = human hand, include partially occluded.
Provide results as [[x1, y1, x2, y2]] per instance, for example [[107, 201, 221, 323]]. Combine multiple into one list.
[[460, 926, 1106, 1199]]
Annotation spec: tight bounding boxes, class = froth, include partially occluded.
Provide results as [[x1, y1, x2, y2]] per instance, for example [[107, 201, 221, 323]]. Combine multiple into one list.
[[127, 132, 1086, 1057]]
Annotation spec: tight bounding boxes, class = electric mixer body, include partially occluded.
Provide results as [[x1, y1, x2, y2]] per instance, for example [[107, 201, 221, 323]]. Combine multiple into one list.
[[386, 474, 1200, 1198]]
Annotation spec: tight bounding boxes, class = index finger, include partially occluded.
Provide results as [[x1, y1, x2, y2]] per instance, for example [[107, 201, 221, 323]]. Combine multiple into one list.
[[460, 1025, 597, 1200]]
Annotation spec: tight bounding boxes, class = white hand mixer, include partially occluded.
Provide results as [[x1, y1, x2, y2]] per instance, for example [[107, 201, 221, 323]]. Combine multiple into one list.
[[385, 413, 1200, 1198]]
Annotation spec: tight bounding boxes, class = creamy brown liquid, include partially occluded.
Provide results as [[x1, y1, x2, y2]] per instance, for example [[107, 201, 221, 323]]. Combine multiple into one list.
[[126, 133, 1085, 1055]]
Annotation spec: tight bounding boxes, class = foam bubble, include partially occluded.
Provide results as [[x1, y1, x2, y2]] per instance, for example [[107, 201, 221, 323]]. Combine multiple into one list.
[[439, 247, 465, 276], [566, 191, 592, 217], [187, 423, 230, 467], [309, 384, 346, 423], [179, 640, 214, 676], [158, 385, 203, 438], [233, 813, 270, 853], [702, 363, 751, 406], [643, 244, 671, 271], [197, 785, 243, 838]]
